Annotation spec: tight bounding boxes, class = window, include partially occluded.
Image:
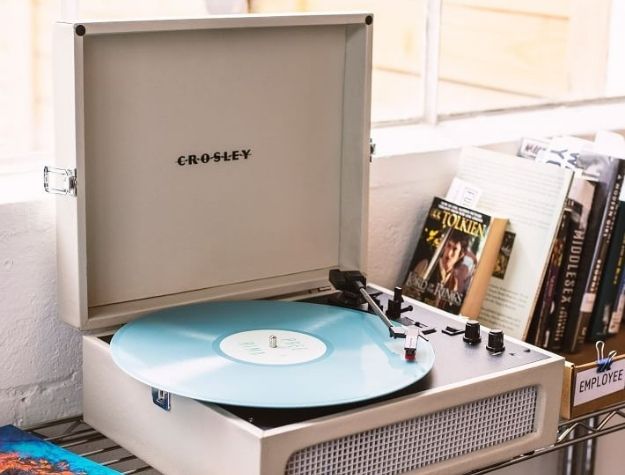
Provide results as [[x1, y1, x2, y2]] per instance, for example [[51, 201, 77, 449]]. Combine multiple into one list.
[[251, 0, 625, 124], [0, 0, 242, 165], [438, 0, 625, 115], [250, 0, 427, 123], [1, 0, 625, 165], [0, 0, 54, 162]]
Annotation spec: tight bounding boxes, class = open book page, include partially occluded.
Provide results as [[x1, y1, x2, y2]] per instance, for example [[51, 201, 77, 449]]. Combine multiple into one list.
[[456, 147, 573, 339]]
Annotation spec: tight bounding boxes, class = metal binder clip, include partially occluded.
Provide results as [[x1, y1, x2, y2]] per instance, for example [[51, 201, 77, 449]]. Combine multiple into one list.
[[595, 341, 617, 373]]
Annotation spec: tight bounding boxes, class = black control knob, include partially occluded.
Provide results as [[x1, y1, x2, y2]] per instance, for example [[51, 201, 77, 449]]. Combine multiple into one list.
[[486, 329, 505, 353], [463, 320, 481, 345]]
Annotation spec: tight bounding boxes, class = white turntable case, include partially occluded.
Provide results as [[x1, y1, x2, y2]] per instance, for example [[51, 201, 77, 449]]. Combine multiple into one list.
[[51, 14, 563, 475]]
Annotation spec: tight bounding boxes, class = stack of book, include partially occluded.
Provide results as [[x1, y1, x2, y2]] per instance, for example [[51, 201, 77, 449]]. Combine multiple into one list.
[[520, 134, 625, 353], [403, 132, 625, 353]]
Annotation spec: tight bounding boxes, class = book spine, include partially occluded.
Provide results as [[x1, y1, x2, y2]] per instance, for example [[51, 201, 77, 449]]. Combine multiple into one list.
[[565, 159, 625, 352], [588, 202, 625, 340], [531, 206, 571, 347], [609, 256, 625, 334], [547, 201, 584, 351], [460, 218, 507, 319], [607, 228, 625, 332]]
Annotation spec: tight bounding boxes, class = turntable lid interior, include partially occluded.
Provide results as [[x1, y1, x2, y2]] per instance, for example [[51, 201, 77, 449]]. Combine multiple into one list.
[[52, 15, 372, 330]]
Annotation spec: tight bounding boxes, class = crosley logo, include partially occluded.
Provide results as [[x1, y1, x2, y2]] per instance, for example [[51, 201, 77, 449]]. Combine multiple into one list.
[[177, 149, 252, 166]]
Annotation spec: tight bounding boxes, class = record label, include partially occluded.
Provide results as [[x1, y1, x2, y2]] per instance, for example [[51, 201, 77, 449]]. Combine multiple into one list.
[[219, 329, 327, 365]]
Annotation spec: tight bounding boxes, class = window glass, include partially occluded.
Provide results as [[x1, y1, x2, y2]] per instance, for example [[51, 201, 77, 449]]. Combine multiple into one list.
[[74, 0, 215, 20], [2, 0, 624, 164], [0, 1, 42, 159], [250, 0, 427, 123], [0, 0, 225, 163], [438, 0, 623, 115]]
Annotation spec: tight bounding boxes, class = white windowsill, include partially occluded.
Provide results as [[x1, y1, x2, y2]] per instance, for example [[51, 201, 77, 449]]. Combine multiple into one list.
[[372, 100, 625, 158]]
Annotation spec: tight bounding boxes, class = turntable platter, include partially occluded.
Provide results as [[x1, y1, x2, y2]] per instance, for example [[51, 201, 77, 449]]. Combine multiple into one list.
[[110, 301, 435, 408]]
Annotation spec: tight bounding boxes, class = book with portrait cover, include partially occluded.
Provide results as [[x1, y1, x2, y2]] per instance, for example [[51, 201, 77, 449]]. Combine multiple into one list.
[[0, 424, 118, 474], [403, 197, 506, 315]]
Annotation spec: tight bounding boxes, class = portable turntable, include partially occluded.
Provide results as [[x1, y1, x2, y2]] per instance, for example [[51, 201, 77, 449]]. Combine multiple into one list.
[[47, 14, 564, 475]]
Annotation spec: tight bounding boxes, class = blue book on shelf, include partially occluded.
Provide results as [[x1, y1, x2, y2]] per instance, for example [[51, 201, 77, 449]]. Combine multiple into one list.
[[0, 424, 119, 474]]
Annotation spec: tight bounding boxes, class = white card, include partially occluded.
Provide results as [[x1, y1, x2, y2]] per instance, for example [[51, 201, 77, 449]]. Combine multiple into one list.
[[574, 358, 625, 406], [446, 177, 482, 209]]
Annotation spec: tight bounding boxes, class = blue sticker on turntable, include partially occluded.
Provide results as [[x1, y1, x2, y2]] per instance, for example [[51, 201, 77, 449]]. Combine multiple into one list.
[[110, 301, 435, 408]]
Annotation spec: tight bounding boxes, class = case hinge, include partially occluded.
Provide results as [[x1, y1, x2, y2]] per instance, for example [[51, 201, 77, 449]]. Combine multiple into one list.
[[151, 387, 171, 411], [43, 166, 77, 196]]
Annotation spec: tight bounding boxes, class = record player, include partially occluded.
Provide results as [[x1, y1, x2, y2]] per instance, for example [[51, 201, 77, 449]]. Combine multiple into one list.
[[46, 14, 564, 475]]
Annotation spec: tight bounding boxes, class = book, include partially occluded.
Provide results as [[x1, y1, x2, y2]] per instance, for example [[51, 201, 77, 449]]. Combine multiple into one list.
[[403, 197, 505, 316], [588, 196, 625, 340], [518, 137, 549, 160], [454, 146, 572, 340], [529, 204, 571, 347], [534, 136, 596, 179], [459, 216, 508, 319], [564, 156, 625, 352], [546, 178, 595, 351], [594, 131, 625, 337], [609, 254, 625, 334], [0, 424, 118, 474]]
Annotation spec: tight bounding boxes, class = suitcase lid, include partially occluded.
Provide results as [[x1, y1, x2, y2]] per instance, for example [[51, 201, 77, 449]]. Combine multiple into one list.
[[50, 14, 372, 330]]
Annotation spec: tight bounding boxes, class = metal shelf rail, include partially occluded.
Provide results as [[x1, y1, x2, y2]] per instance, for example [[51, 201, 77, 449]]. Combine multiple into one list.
[[26, 404, 625, 475], [26, 416, 160, 474], [472, 401, 625, 474]]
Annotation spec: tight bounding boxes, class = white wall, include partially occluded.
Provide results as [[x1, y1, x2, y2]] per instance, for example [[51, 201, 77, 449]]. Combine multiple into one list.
[[0, 151, 620, 474], [0, 194, 82, 427]]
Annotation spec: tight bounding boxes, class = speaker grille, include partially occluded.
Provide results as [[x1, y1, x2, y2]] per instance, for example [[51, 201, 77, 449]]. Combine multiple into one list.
[[285, 386, 537, 475]]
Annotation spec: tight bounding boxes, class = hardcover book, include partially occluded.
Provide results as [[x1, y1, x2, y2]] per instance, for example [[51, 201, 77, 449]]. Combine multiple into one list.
[[523, 137, 593, 347], [529, 204, 571, 348], [403, 197, 504, 315], [0, 424, 118, 474], [589, 196, 625, 341], [546, 178, 595, 351], [455, 147, 572, 340], [609, 252, 625, 334]]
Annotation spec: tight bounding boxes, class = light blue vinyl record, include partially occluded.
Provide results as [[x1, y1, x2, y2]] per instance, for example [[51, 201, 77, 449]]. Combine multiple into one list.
[[110, 300, 435, 408]]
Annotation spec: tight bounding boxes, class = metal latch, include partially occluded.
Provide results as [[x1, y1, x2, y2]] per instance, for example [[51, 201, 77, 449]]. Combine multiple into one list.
[[43, 166, 77, 196], [369, 138, 376, 161], [151, 387, 171, 411]]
